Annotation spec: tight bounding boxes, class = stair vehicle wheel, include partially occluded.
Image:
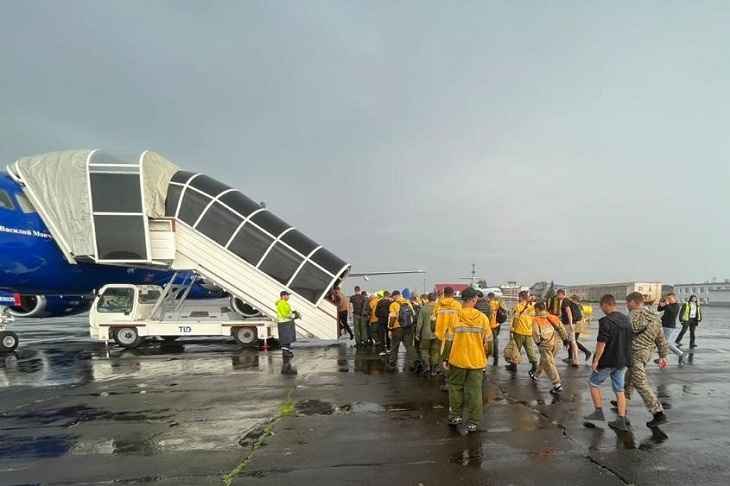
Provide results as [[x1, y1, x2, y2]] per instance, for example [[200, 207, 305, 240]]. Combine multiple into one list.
[[233, 327, 259, 347], [0, 331, 19, 352], [114, 327, 142, 349]]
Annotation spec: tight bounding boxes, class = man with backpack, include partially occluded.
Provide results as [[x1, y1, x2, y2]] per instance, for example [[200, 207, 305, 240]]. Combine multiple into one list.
[[385, 290, 418, 372], [374, 291, 392, 356]]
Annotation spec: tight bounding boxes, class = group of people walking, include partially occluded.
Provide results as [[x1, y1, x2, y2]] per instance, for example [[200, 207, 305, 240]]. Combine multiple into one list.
[[276, 284, 703, 433]]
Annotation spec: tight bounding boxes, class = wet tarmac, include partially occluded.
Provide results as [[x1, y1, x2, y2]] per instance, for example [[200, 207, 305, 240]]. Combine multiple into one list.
[[1, 308, 730, 485]]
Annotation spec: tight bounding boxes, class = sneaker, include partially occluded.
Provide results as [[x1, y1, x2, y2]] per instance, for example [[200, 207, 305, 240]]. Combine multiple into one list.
[[550, 385, 564, 394], [448, 416, 462, 426], [679, 352, 687, 364], [528, 371, 539, 382], [584, 351, 592, 363], [505, 363, 517, 372], [280, 366, 298, 375], [610, 400, 618, 407], [378, 351, 388, 356], [583, 409, 606, 421], [690, 344, 697, 348], [608, 417, 629, 431], [653, 358, 661, 364], [562, 357, 572, 364], [646, 412, 668, 428], [466, 422, 478, 433]]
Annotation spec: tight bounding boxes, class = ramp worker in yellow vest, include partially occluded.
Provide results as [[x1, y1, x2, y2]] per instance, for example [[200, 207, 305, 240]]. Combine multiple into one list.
[[276, 290, 299, 375], [441, 287, 492, 433]]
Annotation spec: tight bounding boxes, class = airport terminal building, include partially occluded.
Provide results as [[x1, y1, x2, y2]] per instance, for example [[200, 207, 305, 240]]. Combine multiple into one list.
[[674, 281, 730, 305], [564, 282, 662, 303]]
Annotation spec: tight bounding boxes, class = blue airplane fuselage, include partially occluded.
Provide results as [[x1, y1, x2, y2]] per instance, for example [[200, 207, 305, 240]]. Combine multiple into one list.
[[0, 173, 208, 297]]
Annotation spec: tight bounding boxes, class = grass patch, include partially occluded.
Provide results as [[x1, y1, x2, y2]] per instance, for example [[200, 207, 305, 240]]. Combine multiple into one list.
[[221, 391, 294, 486], [280, 393, 294, 416]]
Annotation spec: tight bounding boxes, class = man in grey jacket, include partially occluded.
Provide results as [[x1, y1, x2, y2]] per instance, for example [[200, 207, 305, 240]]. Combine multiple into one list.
[[626, 292, 669, 428]]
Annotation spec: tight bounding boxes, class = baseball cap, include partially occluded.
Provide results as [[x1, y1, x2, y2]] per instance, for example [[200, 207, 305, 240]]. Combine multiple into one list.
[[461, 287, 479, 301], [280, 291, 291, 297]]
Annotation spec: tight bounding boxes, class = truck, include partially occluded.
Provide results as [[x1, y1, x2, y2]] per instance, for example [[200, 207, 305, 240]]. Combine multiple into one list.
[[89, 280, 277, 349]]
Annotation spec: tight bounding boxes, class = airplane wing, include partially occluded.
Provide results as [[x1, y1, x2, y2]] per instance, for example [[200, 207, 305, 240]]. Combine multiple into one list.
[[349, 269, 426, 280]]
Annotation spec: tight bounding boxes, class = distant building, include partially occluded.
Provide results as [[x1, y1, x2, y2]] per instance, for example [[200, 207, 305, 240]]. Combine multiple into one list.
[[433, 283, 469, 296], [564, 282, 662, 303], [674, 280, 730, 306]]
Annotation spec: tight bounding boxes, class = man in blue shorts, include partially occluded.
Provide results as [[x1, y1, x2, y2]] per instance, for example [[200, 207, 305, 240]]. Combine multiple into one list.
[[583, 294, 633, 431]]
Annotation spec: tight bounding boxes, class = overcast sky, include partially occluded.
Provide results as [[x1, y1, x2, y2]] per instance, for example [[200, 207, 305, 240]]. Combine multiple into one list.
[[1, 1, 728, 294]]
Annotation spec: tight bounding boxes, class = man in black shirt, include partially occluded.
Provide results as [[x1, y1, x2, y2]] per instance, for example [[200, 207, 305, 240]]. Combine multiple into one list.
[[656, 293, 685, 363], [583, 294, 633, 431]]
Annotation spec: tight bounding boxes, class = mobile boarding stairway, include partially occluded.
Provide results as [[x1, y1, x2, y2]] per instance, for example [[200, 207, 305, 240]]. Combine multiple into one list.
[[8, 150, 350, 341]]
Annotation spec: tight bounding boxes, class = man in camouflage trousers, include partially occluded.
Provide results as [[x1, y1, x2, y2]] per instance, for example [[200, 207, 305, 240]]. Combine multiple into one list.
[[626, 292, 669, 428]]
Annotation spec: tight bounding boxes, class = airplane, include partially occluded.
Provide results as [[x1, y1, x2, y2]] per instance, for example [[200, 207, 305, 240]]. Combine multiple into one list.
[[0, 166, 425, 352]]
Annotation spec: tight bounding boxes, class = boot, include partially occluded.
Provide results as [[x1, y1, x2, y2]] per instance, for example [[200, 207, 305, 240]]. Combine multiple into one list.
[[505, 363, 517, 372], [529, 361, 538, 374], [646, 411, 668, 428], [281, 357, 298, 375]]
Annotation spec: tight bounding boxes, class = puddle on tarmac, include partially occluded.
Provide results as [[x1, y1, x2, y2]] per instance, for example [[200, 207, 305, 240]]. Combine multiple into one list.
[[3, 405, 174, 428], [293, 399, 445, 416], [0, 435, 75, 458]]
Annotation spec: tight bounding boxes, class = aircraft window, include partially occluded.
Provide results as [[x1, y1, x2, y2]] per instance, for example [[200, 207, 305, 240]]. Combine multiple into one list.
[[97, 288, 134, 313], [14, 193, 36, 213], [0, 190, 15, 211], [138, 290, 160, 303]]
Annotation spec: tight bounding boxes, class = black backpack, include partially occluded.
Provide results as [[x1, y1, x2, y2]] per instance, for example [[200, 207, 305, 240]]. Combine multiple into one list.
[[569, 301, 583, 321], [375, 299, 391, 323], [496, 306, 508, 324], [398, 303, 414, 329]]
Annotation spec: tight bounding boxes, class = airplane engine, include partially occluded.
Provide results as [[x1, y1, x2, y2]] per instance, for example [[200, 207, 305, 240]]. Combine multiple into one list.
[[6, 294, 93, 318], [230, 296, 263, 318]]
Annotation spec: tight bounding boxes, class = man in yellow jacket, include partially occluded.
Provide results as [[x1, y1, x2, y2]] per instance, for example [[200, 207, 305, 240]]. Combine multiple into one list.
[[487, 292, 503, 366], [441, 287, 492, 433], [433, 286, 462, 350], [432, 286, 462, 389], [507, 290, 538, 375], [385, 290, 418, 371]]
